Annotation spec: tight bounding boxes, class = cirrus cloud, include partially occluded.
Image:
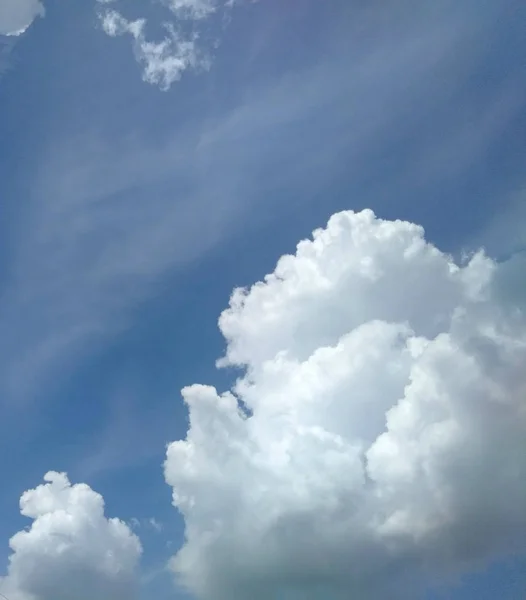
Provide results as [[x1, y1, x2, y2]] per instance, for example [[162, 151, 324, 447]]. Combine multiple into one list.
[[164, 209, 526, 599]]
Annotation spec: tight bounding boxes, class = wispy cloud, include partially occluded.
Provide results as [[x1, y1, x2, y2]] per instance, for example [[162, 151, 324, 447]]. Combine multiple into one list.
[[129, 517, 163, 533], [0, 130, 249, 405], [164, 0, 219, 20], [97, 0, 247, 90], [1, 1, 522, 424], [99, 11, 209, 91]]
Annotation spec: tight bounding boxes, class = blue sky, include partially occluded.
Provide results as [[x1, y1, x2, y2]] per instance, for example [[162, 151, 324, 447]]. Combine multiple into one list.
[[0, 1, 525, 599]]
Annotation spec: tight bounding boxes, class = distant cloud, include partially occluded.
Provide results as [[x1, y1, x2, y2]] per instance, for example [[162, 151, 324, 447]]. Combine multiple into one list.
[[165, 0, 219, 20], [100, 10, 208, 91], [0, 0, 44, 36], [97, 0, 245, 90], [164, 210, 526, 599], [0, 472, 142, 600], [129, 516, 163, 533]]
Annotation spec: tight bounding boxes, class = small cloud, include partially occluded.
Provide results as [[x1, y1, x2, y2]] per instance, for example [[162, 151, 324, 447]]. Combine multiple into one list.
[[148, 517, 163, 532], [129, 516, 141, 529], [0, 472, 142, 600], [99, 10, 208, 91], [164, 0, 219, 20], [129, 516, 163, 533], [97, 0, 247, 90]]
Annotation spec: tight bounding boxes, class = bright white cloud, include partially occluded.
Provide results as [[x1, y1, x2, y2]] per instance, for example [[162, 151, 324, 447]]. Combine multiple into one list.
[[164, 209, 526, 599], [0, 0, 44, 36], [97, 0, 243, 90], [1, 472, 142, 600]]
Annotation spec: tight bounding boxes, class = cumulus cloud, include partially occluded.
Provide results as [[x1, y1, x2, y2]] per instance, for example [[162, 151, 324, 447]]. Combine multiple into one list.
[[97, 0, 243, 90], [164, 209, 526, 599], [0, 0, 44, 36], [0, 472, 142, 600]]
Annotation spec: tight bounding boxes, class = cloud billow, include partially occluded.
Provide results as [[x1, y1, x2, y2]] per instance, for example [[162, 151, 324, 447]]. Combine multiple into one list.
[[0, 472, 142, 600], [164, 209, 526, 599]]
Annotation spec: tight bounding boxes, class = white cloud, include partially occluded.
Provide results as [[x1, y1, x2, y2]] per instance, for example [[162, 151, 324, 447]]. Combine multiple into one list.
[[0, 0, 44, 36], [164, 209, 526, 599], [97, 0, 244, 90], [129, 516, 163, 533], [164, 0, 219, 20], [100, 10, 207, 91], [0, 472, 142, 600], [148, 517, 163, 532]]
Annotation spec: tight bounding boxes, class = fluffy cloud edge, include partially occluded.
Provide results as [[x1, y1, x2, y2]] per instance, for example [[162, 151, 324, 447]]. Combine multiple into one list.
[[164, 208, 526, 599], [1, 472, 142, 600]]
